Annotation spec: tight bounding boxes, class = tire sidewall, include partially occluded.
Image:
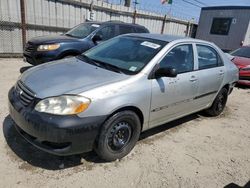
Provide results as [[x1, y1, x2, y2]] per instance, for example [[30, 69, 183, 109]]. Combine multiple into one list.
[[210, 88, 228, 116], [96, 111, 141, 161]]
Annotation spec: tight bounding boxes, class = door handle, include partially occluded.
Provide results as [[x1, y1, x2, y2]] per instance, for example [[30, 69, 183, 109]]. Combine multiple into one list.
[[219, 70, 225, 75], [189, 76, 198, 82]]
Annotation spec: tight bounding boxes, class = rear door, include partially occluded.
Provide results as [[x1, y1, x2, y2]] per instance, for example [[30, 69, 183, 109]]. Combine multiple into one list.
[[194, 44, 225, 107]]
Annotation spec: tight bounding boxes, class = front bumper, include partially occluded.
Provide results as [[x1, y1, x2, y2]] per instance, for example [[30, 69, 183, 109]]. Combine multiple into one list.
[[238, 72, 250, 86], [238, 80, 250, 86], [23, 51, 58, 65], [8, 87, 107, 156]]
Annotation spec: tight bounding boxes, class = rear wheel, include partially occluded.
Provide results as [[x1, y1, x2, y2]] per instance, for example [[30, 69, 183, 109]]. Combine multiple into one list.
[[95, 111, 141, 162], [205, 88, 228, 116]]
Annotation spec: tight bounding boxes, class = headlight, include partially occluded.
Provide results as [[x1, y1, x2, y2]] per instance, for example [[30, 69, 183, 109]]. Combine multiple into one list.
[[35, 95, 91, 115], [241, 65, 250, 71], [37, 44, 60, 51]]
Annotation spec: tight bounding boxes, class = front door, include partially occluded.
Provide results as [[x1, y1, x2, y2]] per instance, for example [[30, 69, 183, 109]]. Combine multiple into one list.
[[149, 44, 199, 128]]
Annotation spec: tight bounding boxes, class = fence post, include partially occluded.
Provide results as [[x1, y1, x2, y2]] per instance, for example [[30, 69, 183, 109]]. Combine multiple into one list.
[[161, 15, 167, 34], [133, 10, 137, 24], [186, 22, 190, 37], [189, 23, 193, 37], [20, 0, 26, 50]]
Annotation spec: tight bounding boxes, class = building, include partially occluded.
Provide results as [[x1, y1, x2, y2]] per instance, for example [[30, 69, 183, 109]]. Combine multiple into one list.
[[196, 6, 250, 52]]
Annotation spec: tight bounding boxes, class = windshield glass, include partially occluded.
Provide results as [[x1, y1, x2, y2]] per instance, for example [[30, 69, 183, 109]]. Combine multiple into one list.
[[231, 47, 250, 58], [82, 36, 167, 74], [65, 23, 100, 38]]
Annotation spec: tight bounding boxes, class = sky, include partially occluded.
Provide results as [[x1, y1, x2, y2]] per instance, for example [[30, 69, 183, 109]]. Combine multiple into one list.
[[109, 0, 250, 23]]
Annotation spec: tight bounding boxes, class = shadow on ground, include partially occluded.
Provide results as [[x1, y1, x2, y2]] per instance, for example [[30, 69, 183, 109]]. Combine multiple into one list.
[[224, 181, 250, 188], [19, 66, 33, 73], [235, 84, 250, 90], [3, 113, 200, 170]]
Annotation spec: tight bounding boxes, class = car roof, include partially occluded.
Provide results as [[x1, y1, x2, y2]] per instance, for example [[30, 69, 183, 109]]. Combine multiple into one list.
[[126, 33, 212, 44], [84, 21, 146, 28], [84, 21, 102, 25], [104, 21, 146, 28]]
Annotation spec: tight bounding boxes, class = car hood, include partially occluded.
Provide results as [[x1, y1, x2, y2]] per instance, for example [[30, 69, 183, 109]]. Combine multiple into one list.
[[28, 35, 80, 45], [232, 56, 250, 68], [20, 58, 129, 99]]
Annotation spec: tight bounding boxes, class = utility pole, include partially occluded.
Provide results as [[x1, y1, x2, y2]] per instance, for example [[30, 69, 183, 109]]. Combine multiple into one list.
[[89, 1, 94, 21], [132, 0, 139, 24]]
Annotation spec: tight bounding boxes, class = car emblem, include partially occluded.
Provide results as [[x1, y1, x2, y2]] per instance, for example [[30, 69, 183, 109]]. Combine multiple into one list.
[[20, 90, 23, 95]]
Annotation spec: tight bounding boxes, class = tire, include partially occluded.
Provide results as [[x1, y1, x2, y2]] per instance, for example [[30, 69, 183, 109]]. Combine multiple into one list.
[[205, 88, 228, 116], [95, 111, 141, 162]]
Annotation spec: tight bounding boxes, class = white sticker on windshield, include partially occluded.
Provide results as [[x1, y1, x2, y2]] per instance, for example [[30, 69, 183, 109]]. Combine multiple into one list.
[[129, 66, 137, 71], [91, 24, 100, 27], [141, 41, 161, 49]]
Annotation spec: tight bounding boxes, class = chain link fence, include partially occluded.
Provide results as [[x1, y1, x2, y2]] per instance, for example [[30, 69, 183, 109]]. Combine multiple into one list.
[[0, 0, 198, 57]]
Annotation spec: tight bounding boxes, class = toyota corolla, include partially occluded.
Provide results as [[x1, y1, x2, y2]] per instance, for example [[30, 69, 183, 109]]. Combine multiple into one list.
[[8, 34, 238, 161]]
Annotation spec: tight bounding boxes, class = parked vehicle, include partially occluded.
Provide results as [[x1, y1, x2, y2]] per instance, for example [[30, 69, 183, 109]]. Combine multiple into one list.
[[9, 34, 238, 161], [23, 21, 149, 65], [230, 46, 250, 86]]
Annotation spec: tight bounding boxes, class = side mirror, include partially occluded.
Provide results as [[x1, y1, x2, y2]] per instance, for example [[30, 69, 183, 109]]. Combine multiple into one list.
[[92, 34, 102, 44], [154, 67, 177, 78]]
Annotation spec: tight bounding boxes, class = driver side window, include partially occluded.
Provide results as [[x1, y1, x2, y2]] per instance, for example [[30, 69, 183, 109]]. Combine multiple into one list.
[[159, 44, 194, 74], [96, 26, 115, 41]]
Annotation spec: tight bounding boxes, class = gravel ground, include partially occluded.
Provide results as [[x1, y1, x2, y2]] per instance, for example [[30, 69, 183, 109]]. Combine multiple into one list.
[[0, 58, 249, 188]]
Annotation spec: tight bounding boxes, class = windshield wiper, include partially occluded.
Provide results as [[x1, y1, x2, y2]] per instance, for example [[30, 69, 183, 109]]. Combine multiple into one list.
[[91, 59, 125, 74], [77, 54, 101, 67], [65, 33, 81, 38], [77, 55, 125, 74]]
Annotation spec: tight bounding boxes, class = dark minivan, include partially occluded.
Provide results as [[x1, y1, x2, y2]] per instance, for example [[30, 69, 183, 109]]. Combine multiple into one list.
[[24, 21, 149, 65]]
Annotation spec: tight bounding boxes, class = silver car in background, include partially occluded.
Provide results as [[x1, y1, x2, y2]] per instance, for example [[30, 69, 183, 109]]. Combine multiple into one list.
[[8, 34, 238, 161]]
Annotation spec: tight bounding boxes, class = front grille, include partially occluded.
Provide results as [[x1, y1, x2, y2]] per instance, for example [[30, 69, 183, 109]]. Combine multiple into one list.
[[25, 42, 36, 52], [239, 76, 250, 81], [15, 81, 36, 106]]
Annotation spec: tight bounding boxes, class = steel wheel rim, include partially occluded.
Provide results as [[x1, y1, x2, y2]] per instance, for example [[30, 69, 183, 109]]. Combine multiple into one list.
[[107, 121, 132, 151]]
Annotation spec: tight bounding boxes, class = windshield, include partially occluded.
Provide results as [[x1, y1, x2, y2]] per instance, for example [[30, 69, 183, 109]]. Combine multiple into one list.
[[230, 47, 250, 58], [82, 36, 167, 75], [65, 23, 100, 38]]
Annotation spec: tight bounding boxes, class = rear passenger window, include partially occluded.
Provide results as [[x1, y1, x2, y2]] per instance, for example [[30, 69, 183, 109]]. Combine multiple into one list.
[[136, 27, 148, 33], [119, 26, 135, 35], [159, 44, 194, 74], [96, 26, 115, 41], [197, 45, 223, 70]]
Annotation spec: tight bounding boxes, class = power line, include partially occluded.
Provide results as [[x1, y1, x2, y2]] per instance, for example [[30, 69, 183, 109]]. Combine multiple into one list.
[[182, 0, 202, 8], [173, 1, 200, 10], [192, 0, 207, 6]]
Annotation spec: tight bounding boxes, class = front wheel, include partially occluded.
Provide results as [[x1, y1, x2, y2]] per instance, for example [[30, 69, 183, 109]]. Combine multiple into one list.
[[95, 111, 141, 162], [63, 55, 75, 59], [205, 88, 228, 116]]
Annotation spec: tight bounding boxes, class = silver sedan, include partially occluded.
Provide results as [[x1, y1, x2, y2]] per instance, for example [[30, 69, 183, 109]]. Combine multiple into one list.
[[8, 34, 239, 161]]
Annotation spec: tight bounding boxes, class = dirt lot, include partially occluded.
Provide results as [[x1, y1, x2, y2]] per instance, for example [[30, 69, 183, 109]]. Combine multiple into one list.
[[0, 58, 249, 188]]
